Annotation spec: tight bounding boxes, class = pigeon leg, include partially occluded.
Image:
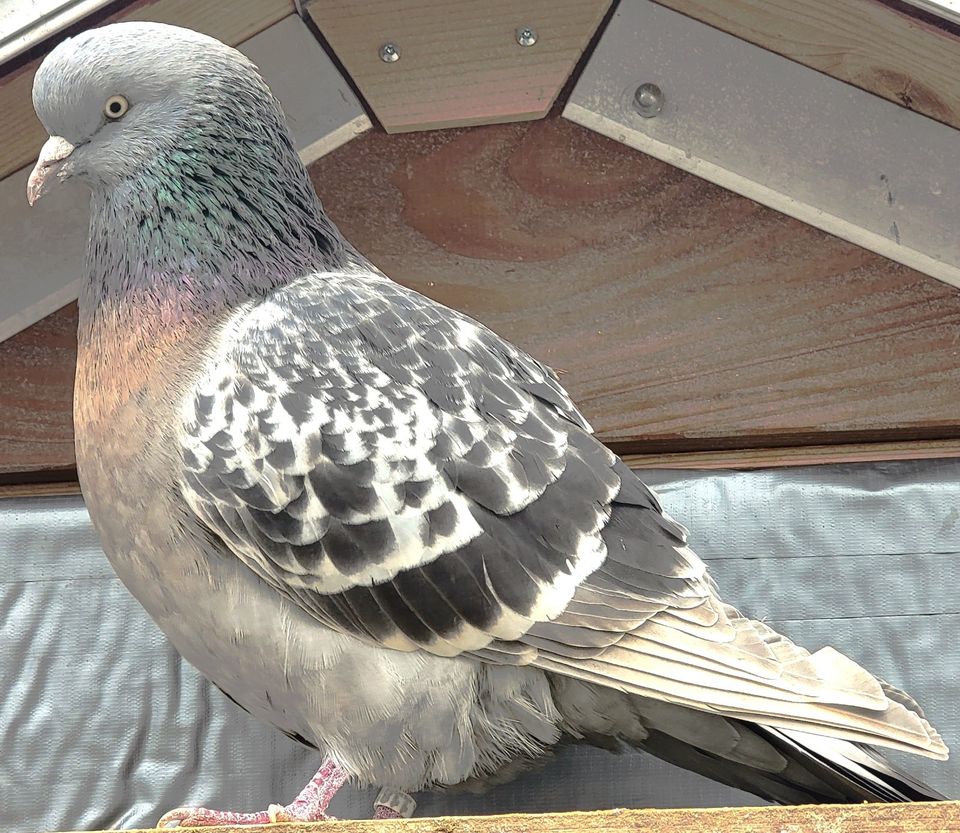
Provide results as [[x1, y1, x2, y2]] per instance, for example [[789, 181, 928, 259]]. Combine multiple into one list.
[[373, 788, 417, 819], [158, 757, 348, 827]]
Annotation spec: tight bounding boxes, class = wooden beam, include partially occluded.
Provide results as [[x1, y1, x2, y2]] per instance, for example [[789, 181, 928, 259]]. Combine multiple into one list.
[[6, 435, 960, 491], [0, 0, 114, 66], [309, 117, 960, 447], [3, 116, 960, 478], [564, 1, 960, 291], [61, 803, 960, 833], [0, 302, 77, 476], [305, 0, 611, 132], [624, 439, 960, 470], [650, 0, 960, 133], [0, 0, 294, 185], [0, 481, 82, 500], [901, 0, 960, 27]]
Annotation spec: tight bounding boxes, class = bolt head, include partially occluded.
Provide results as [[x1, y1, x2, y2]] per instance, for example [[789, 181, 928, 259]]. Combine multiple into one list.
[[633, 82, 664, 118], [379, 42, 400, 63], [516, 26, 537, 47]]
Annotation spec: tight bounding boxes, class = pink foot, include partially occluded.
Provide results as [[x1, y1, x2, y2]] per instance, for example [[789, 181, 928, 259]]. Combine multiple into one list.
[[158, 757, 348, 827]]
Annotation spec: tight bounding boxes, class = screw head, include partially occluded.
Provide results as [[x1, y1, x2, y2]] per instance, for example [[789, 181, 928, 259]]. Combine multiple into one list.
[[379, 42, 400, 63], [633, 82, 664, 118], [516, 26, 537, 47]]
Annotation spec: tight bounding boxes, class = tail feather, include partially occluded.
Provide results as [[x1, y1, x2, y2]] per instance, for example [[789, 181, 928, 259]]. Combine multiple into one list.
[[767, 728, 948, 802], [636, 722, 948, 804], [552, 675, 948, 804]]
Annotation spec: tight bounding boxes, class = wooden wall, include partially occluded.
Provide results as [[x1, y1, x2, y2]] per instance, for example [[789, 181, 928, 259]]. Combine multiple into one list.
[[3, 114, 960, 480]]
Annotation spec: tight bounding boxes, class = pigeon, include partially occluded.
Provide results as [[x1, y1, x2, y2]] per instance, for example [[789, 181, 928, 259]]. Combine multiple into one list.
[[28, 21, 949, 825]]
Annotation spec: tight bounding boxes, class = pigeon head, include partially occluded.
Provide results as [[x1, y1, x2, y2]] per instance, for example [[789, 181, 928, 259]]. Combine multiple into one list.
[[29, 22, 267, 204], [29, 22, 347, 300]]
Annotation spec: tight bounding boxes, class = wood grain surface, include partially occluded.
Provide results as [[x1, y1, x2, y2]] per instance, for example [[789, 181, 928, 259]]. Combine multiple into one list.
[[0, 302, 77, 475], [310, 117, 960, 448], [624, 439, 960, 470], [64, 803, 960, 833], [3, 115, 960, 476], [306, 0, 610, 132], [651, 0, 960, 132], [0, 480, 82, 499]]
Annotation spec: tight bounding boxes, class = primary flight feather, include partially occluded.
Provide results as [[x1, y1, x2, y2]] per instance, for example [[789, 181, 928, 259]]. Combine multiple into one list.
[[28, 21, 949, 824]]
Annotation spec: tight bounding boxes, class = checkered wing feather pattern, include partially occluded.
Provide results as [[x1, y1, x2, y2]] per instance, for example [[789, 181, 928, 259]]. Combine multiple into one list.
[[179, 270, 683, 654], [178, 270, 946, 759]]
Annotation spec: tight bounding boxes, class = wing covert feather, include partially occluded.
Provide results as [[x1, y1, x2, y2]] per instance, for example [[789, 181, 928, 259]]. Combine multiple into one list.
[[179, 271, 947, 760]]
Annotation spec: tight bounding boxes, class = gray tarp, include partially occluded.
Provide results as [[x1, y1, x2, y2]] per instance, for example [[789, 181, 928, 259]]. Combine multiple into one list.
[[1, 460, 957, 831]]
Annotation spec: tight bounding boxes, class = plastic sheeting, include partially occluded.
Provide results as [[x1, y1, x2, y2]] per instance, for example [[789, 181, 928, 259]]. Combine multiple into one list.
[[1, 460, 957, 831]]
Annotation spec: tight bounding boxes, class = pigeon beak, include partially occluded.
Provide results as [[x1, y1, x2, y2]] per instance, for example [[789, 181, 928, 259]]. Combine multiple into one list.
[[27, 136, 75, 206]]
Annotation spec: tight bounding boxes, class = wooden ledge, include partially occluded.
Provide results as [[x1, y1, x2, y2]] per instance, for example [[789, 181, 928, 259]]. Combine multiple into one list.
[[624, 438, 960, 470], [74, 803, 960, 833]]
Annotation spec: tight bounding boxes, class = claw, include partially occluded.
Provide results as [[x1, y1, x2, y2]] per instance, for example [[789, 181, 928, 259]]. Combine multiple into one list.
[[267, 804, 332, 824], [156, 756, 347, 827], [157, 806, 272, 827]]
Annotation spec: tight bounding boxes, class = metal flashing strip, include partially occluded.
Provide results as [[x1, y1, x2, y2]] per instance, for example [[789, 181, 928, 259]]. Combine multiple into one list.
[[564, 1, 960, 290], [0, 0, 113, 67], [0, 13, 369, 344]]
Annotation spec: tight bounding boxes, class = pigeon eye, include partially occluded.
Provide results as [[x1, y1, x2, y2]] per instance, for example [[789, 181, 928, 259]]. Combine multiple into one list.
[[104, 95, 129, 119]]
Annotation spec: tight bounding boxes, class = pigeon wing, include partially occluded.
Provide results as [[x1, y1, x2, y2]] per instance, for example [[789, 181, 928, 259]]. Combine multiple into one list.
[[179, 271, 947, 761], [180, 271, 620, 652]]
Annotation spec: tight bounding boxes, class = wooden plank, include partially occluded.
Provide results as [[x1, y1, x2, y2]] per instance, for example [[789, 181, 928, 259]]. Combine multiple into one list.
[[305, 0, 610, 132], [4, 434, 958, 491], [58, 803, 960, 833], [0, 481, 81, 499], [564, 1, 960, 291], [0, 0, 294, 184], [308, 117, 960, 448], [5, 437, 960, 488], [901, 0, 960, 27], [0, 302, 77, 476], [624, 439, 960, 470], [4, 116, 960, 476], [651, 0, 960, 133], [0, 0, 114, 65]]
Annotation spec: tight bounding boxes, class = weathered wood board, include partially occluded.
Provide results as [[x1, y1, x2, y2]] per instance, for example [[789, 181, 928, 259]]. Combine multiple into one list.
[[305, 0, 611, 132], [565, 0, 960, 291], [56, 803, 960, 833], [310, 117, 960, 449], [0, 301, 77, 477], [651, 0, 960, 133], [3, 116, 960, 477]]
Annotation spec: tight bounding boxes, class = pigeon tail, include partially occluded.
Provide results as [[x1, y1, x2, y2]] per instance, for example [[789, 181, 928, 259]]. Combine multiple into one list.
[[759, 727, 949, 802], [550, 675, 948, 804], [627, 722, 949, 804]]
